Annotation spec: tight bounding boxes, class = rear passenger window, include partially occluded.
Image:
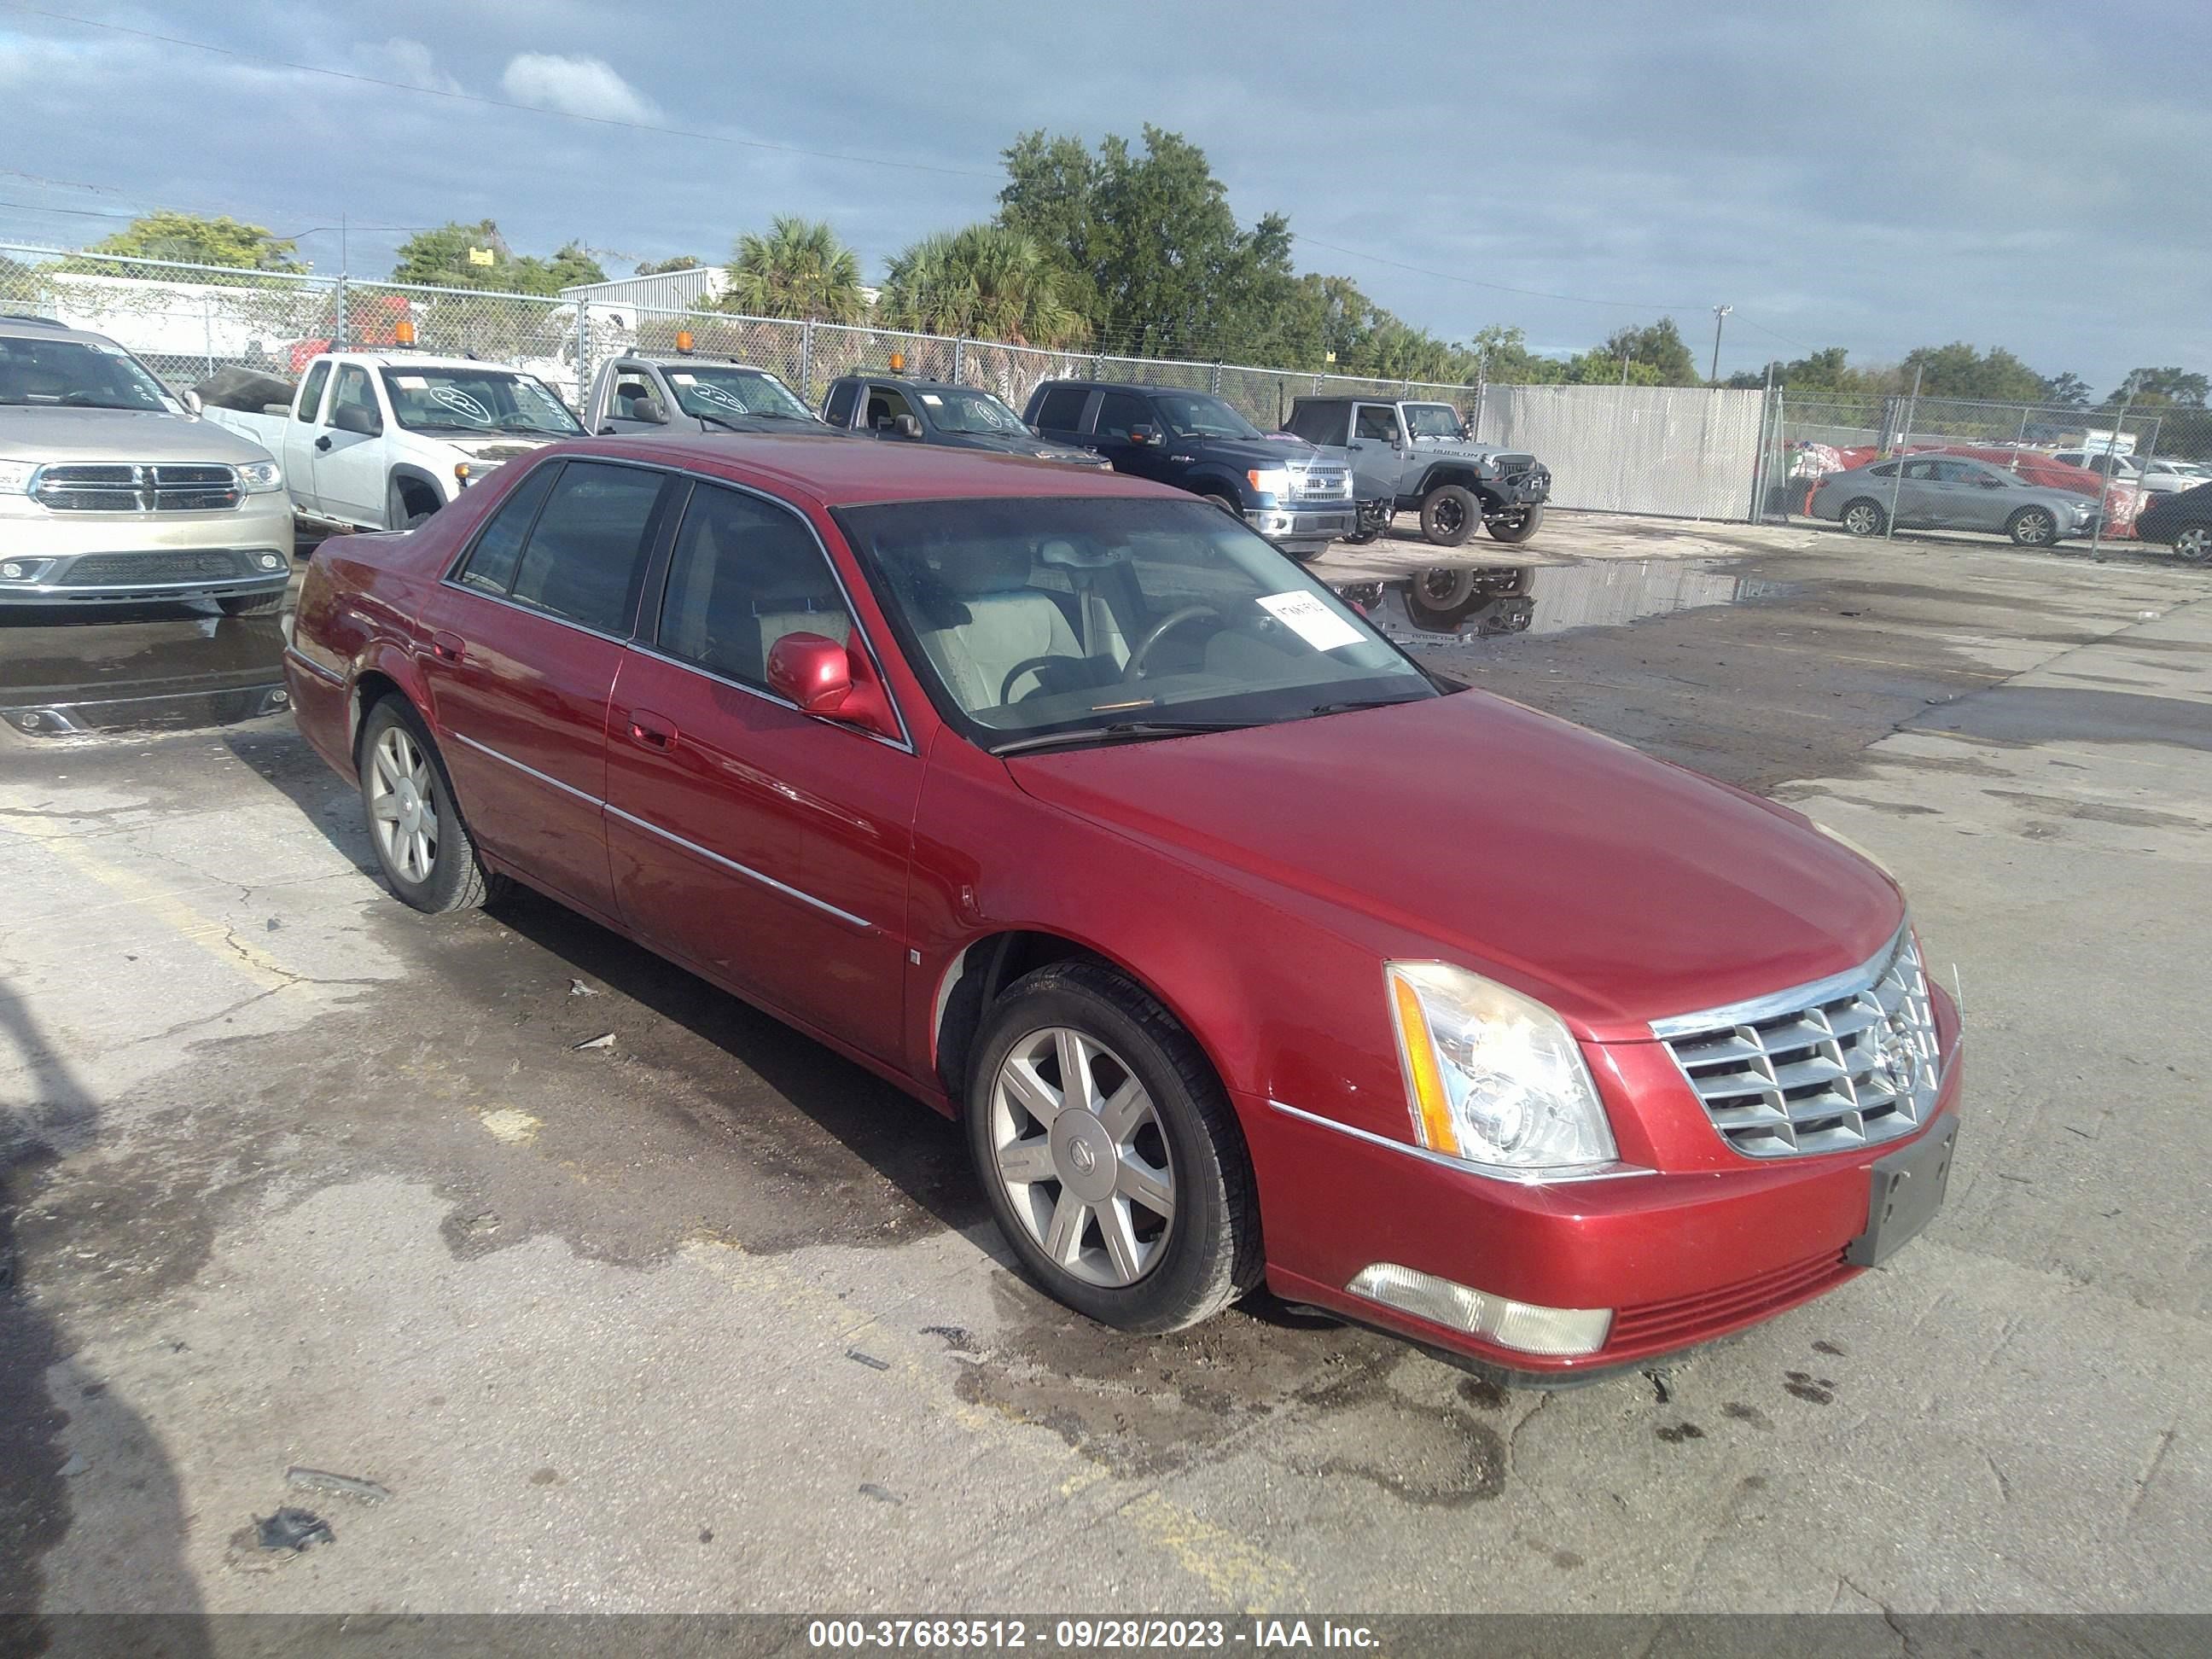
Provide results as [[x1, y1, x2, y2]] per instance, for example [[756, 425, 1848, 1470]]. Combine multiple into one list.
[[455, 461, 560, 595], [824, 381, 857, 428], [1033, 384, 1087, 432], [656, 482, 853, 690], [1283, 403, 1339, 445], [507, 462, 667, 635], [296, 358, 332, 422]]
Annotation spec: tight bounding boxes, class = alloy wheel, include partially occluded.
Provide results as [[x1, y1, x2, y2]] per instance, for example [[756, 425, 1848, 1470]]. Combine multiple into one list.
[[367, 725, 441, 885], [2176, 525, 2211, 564], [987, 1025, 1176, 1288]]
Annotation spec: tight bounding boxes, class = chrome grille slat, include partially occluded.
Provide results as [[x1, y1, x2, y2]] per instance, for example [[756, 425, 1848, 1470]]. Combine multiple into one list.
[[32, 462, 242, 514], [1654, 928, 1942, 1161]]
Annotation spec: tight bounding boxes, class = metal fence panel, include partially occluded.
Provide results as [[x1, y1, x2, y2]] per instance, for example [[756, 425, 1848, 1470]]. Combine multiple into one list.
[[1477, 384, 1767, 519]]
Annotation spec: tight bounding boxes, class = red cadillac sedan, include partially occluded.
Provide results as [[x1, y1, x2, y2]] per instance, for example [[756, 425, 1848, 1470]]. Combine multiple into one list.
[[283, 434, 1961, 1382]]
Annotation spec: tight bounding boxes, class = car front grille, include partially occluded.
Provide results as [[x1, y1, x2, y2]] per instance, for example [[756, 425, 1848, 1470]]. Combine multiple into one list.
[[1290, 464, 1352, 501], [1493, 454, 1540, 480], [60, 550, 252, 585], [1652, 928, 1941, 1160], [33, 463, 242, 513]]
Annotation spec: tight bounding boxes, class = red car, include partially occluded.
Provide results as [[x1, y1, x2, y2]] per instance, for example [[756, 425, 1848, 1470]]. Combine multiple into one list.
[[283, 435, 1962, 1382]]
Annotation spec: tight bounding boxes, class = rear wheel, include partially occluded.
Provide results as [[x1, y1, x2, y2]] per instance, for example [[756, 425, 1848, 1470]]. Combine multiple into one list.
[[2174, 524, 2212, 564], [1419, 484, 1479, 546], [2006, 506, 2058, 548], [1839, 498, 1886, 537], [966, 960, 1259, 1334], [358, 698, 499, 914], [1486, 504, 1545, 544]]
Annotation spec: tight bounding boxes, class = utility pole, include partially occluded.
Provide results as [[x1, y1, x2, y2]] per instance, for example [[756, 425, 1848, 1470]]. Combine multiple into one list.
[[1709, 304, 1732, 385]]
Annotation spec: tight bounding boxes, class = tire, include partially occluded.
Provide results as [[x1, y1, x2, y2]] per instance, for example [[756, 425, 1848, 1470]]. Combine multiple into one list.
[[1201, 492, 1243, 520], [387, 480, 439, 533], [218, 590, 286, 617], [965, 959, 1260, 1335], [2006, 506, 2058, 548], [357, 696, 499, 914], [1418, 484, 1479, 546], [1485, 504, 1545, 544], [1839, 498, 1887, 538], [2174, 524, 2212, 564]]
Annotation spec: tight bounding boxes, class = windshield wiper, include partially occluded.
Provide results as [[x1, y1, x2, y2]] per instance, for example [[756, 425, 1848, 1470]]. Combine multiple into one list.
[[990, 719, 1254, 757], [1300, 696, 1428, 718]]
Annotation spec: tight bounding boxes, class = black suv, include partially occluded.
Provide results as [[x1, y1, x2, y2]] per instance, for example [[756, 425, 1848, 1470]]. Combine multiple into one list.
[[820, 374, 1110, 469], [1024, 380, 1353, 558]]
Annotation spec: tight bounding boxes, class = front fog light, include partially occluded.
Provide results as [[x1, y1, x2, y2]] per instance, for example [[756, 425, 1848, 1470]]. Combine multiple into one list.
[[2, 561, 23, 579], [1348, 1263, 1612, 1357], [258, 553, 284, 570]]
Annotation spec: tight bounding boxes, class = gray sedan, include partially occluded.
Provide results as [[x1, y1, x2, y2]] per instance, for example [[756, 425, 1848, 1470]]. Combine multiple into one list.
[[1808, 455, 2101, 546]]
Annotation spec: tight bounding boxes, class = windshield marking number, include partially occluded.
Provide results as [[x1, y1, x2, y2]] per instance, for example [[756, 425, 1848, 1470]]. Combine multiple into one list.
[[1256, 591, 1365, 651]]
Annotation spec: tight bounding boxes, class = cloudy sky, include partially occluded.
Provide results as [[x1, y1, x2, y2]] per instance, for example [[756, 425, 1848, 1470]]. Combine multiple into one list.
[[1, 0, 2206, 390]]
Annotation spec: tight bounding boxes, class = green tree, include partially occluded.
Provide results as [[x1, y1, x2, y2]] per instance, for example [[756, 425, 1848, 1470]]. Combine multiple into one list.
[[880, 224, 1083, 346], [720, 217, 865, 323], [2041, 370, 2093, 410], [1898, 342, 2050, 402], [635, 254, 703, 276], [80, 210, 303, 274], [2105, 367, 2209, 409], [1600, 318, 1698, 385], [387, 222, 602, 294]]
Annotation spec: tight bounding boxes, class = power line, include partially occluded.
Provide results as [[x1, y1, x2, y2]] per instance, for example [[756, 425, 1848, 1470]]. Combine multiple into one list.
[[3, 3, 1000, 183]]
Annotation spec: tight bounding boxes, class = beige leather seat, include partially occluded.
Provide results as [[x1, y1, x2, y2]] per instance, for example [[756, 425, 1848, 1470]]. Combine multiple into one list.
[[912, 541, 1081, 710]]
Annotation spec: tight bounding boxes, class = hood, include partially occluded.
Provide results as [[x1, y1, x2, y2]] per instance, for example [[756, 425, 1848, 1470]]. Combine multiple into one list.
[[455, 439, 554, 462], [1177, 435, 1322, 468], [938, 430, 1099, 463], [1005, 692, 1902, 1036], [0, 405, 276, 466]]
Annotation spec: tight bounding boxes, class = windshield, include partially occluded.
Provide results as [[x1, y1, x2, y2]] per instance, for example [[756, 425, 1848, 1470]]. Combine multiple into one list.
[[836, 496, 1436, 750], [379, 367, 582, 436], [0, 336, 174, 411], [1403, 404, 1465, 439], [1153, 393, 1263, 440], [919, 386, 1029, 436], [663, 364, 815, 422]]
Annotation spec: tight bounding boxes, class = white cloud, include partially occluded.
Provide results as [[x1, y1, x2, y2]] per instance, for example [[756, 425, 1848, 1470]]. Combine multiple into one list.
[[498, 52, 657, 123], [374, 38, 463, 96]]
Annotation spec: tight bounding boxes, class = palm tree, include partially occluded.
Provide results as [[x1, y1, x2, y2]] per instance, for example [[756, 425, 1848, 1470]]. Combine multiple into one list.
[[720, 217, 865, 323], [881, 224, 1084, 349]]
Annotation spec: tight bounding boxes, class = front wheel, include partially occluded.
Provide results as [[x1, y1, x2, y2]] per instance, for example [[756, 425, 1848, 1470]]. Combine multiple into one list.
[[1838, 497, 1887, 537], [2006, 506, 2058, 548], [1419, 483, 1479, 546], [2174, 524, 2212, 564], [358, 698, 499, 914], [1486, 504, 1545, 544], [1201, 492, 1243, 521], [966, 960, 1259, 1335]]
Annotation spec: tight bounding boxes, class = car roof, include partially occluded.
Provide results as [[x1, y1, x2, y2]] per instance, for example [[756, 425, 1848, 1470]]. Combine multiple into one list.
[[0, 314, 127, 347], [829, 373, 963, 390], [342, 353, 531, 372], [559, 431, 1171, 507], [1036, 380, 1221, 398]]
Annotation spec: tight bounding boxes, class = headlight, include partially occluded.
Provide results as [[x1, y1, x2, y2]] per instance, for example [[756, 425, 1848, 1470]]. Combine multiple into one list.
[[1384, 962, 1618, 1176], [236, 459, 284, 493], [1246, 467, 1290, 497], [0, 460, 36, 495]]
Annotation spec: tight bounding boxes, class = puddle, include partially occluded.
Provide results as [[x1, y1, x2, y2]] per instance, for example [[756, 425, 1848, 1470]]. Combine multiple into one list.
[[1330, 558, 1789, 649]]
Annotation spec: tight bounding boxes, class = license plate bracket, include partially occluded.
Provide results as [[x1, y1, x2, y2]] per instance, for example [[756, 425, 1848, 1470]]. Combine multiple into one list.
[[1846, 1119, 1959, 1268]]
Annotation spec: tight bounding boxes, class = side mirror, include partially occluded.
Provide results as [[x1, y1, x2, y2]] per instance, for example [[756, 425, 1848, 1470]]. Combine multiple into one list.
[[637, 396, 668, 425], [894, 413, 923, 439], [765, 633, 899, 738], [331, 404, 381, 437], [1128, 424, 1156, 446], [181, 388, 204, 415]]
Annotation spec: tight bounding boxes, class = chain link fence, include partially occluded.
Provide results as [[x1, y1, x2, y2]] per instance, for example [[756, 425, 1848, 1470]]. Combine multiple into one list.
[[10, 242, 2205, 544]]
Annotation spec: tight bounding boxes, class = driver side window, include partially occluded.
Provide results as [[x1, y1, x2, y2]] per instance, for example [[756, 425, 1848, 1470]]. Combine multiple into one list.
[[328, 365, 376, 428], [1096, 392, 1150, 442], [1354, 405, 1400, 442], [865, 385, 917, 431]]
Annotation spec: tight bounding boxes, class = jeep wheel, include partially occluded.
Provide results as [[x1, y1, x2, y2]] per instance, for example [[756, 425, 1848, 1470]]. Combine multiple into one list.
[[1419, 484, 1479, 547], [1486, 504, 1545, 544]]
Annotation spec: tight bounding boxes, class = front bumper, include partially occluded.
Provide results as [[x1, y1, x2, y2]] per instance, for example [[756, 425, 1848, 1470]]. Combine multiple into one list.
[[1243, 1026, 1962, 1380], [0, 495, 294, 604], [1493, 471, 1551, 509], [1249, 504, 1356, 549]]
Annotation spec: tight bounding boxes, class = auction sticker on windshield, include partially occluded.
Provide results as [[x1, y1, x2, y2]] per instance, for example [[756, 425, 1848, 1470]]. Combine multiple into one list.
[[1258, 591, 1364, 650], [431, 387, 492, 422], [393, 375, 428, 389]]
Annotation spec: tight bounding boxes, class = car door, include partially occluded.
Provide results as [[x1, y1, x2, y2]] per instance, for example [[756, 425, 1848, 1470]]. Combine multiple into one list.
[[863, 382, 924, 441], [1889, 458, 1943, 527], [597, 362, 672, 435], [1942, 461, 2007, 531], [419, 457, 674, 922], [604, 477, 919, 1062], [315, 364, 390, 527], [1348, 402, 1406, 503], [824, 380, 859, 432], [284, 358, 334, 509], [1091, 389, 1170, 484]]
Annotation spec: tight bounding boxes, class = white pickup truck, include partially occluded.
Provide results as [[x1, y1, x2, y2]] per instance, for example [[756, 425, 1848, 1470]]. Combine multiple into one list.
[[200, 352, 583, 533], [578, 353, 832, 438]]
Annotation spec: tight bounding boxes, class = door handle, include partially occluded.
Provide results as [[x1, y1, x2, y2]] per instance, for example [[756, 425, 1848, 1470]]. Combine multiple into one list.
[[626, 709, 678, 750], [430, 631, 467, 664], [314, 434, 332, 452]]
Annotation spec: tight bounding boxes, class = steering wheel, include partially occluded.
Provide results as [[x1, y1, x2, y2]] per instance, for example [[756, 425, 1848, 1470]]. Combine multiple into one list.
[[1124, 605, 1223, 681], [998, 655, 1074, 705]]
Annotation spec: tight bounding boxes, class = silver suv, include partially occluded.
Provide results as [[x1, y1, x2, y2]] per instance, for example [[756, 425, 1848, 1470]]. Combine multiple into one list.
[[0, 315, 293, 611]]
